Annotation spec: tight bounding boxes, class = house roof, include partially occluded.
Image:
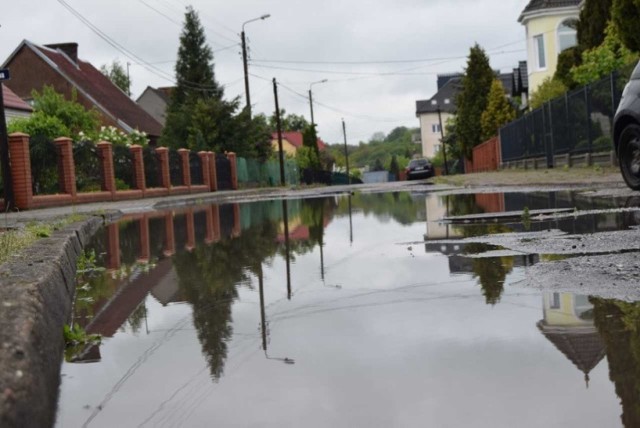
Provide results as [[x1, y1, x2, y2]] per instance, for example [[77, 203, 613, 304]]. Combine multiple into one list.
[[137, 86, 174, 104], [5, 40, 163, 137], [271, 131, 326, 150], [519, 0, 582, 21], [2, 84, 32, 112], [512, 61, 529, 96]]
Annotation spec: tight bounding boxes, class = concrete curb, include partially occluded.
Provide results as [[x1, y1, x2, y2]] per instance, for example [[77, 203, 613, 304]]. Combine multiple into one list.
[[0, 216, 104, 428]]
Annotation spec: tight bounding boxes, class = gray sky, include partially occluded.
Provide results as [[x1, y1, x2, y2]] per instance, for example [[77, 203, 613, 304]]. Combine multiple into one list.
[[3, 0, 530, 144]]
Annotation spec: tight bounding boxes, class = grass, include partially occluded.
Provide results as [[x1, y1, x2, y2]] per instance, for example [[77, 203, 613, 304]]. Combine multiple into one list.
[[0, 213, 87, 266]]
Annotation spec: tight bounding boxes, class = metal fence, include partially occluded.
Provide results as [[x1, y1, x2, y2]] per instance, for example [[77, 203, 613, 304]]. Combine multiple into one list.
[[500, 63, 635, 165], [236, 157, 299, 187]]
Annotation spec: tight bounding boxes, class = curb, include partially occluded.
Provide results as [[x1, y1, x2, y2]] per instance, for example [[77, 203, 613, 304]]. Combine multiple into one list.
[[0, 216, 104, 428]]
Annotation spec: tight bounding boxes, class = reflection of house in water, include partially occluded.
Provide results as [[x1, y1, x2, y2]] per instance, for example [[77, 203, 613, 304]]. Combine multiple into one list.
[[424, 196, 463, 240], [150, 267, 184, 306], [537, 293, 606, 387]]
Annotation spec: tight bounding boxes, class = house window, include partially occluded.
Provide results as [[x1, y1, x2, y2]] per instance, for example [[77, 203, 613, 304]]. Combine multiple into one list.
[[534, 34, 546, 70], [558, 18, 578, 52], [434, 144, 441, 153], [432, 124, 441, 133], [550, 293, 561, 309]]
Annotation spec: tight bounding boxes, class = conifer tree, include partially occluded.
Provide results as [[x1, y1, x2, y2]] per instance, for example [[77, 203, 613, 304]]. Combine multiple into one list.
[[480, 79, 516, 141], [456, 44, 494, 160], [612, 0, 640, 53], [578, 0, 612, 51]]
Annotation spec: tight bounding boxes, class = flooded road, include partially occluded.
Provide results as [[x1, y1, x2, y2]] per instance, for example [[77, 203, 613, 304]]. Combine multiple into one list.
[[56, 190, 640, 427]]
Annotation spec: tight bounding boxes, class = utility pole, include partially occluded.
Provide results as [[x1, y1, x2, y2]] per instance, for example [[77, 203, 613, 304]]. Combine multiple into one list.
[[342, 118, 350, 184], [437, 106, 448, 176], [126, 62, 131, 97], [308, 79, 327, 129], [282, 199, 292, 300], [0, 70, 14, 210], [273, 78, 285, 186], [241, 14, 271, 116]]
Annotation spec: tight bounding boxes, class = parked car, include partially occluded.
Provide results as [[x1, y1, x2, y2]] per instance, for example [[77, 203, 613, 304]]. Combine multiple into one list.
[[614, 61, 640, 190], [405, 158, 434, 180]]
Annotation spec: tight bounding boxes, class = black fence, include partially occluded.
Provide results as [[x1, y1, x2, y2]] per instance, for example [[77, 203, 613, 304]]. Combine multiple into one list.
[[189, 152, 204, 185], [74, 140, 102, 192], [112, 145, 135, 190], [500, 63, 635, 165], [216, 153, 232, 190], [169, 149, 184, 186], [143, 146, 161, 188]]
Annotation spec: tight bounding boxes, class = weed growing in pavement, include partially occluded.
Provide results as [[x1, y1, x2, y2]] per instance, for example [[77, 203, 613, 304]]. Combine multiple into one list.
[[521, 206, 531, 231]]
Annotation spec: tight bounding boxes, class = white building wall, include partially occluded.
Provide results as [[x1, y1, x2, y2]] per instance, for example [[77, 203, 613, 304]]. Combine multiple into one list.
[[418, 111, 454, 159]]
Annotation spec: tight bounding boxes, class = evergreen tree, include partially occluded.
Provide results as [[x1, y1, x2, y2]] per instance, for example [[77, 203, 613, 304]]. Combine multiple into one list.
[[100, 60, 131, 96], [480, 79, 516, 141], [578, 0, 612, 50], [612, 0, 640, 52], [388, 155, 400, 179], [455, 44, 494, 160]]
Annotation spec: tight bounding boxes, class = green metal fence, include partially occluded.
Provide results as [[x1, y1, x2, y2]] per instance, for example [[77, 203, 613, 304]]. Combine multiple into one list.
[[236, 157, 299, 187]]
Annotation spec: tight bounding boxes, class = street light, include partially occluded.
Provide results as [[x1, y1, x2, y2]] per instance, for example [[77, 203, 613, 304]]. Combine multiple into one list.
[[308, 79, 328, 128], [241, 13, 271, 116], [431, 98, 450, 175]]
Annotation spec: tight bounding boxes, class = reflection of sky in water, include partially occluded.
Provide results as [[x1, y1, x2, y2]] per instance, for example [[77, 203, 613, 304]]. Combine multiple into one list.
[[57, 194, 625, 428]]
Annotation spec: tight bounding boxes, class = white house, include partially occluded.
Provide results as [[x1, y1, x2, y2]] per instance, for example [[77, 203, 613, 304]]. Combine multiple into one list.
[[519, 0, 582, 94]]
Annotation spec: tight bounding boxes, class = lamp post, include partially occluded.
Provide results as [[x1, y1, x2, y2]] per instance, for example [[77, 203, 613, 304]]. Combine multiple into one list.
[[431, 98, 450, 176], [308, 79, 327, 128], [241, 13, 270, 116]]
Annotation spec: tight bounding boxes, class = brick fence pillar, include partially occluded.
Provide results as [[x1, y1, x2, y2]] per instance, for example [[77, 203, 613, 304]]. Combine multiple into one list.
[[163, 212, 175, 257], [8, 133, 33, 210], [130, 144, 146, 192], [208, 152, 218, 191], [53, 137, 77, 198], [106, 222, 121, 270], [211, 205, 221, 243], [185, 209, 196, 252], [97, 141, 116, 196], [198, 151, 210, 190], [178, 148, 191, 188], [227, 152, 238, 190], [232, 203, 241, 237], [156, 147, 170, 189]]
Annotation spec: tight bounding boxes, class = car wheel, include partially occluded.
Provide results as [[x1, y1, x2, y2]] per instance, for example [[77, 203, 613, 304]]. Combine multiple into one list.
[[619, 124, 640, 190]]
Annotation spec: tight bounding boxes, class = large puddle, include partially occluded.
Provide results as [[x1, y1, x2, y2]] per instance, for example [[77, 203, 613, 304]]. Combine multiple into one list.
[[56, 191, 640, 427]]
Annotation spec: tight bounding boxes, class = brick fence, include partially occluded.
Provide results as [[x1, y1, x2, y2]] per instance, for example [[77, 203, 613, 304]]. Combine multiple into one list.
[[0, 133, 239, 211]]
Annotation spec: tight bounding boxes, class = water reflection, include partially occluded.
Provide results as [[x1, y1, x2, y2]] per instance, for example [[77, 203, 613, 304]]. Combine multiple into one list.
[[58, 191, 640, 427]]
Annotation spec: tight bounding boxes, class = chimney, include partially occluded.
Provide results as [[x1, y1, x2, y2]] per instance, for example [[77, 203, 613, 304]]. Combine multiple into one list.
[[45, 43, 78, 63]]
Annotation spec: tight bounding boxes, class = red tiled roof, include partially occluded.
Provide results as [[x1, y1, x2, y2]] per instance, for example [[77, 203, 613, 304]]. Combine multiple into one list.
[[2, 84, 32, 112], [271, 131, 326, 150], [31, 42, 163, 136]]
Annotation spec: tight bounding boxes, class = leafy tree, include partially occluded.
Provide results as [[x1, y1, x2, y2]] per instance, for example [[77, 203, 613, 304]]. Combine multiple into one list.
[[456, 44, 495, 159], [612, 0, 640, 52], [571, 21, 637, 85], [388, 154, 400, 178], [269, 109, 309, 132], [578, 0, 612, 50], [555, 46, 582, 89], [369, 131, 386, 143], [100, 60, 131, 96], [529, 77, 567, 109], [480, 79, 516, 141], [372, 158, 384, 171], [385, 127, 411, 143]]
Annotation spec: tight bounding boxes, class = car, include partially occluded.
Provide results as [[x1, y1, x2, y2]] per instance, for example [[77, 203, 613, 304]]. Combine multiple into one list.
[[405, 158, 434, 180], [614, 61, 640, 190]]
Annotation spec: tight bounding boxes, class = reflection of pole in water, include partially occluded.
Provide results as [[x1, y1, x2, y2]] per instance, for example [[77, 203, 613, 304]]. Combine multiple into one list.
[[282, 199, 292, 300], [258, 263, 267, 351], [319, 202, 325, 281], [348, 194, 353, 245]]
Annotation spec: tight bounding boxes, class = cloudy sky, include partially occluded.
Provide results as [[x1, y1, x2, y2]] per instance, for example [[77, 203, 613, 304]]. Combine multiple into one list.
[[3, 0, 531, 143]]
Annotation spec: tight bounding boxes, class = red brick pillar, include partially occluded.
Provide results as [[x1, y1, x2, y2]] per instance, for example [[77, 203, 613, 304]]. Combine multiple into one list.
[[130, 145, 146, 192], [54, 137, 77, 198], [227, 152, 238, 190], [97, 141, 116, 196], [155, 147, 170, 189], [205, 206, 215, 244], [106, 223, 121, 270], [8, 133, 33, 210], [178, 148, 191, 188], [232, 203, 241, 238], [138, 214, 150, 263], [198, 151, 210, 190], [185, 209, 195, 252], [163, 212, 175, 257], [208, 152, 218, 191], [211, 205, 221, 243]]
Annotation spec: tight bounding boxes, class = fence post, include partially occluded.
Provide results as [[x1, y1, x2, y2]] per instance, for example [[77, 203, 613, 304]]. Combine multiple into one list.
[[97, 141, 116, 197], [227, 152, 238, 190], [7, 132, 33, 210], [155, 147, 170, 189], [585, 84, 592, 152], [129, 144, 146, 192], [198, 151, 210, 190], [53, 137, 77, 198], [178, 148, 191, 188], [208, 152, 218, 191]]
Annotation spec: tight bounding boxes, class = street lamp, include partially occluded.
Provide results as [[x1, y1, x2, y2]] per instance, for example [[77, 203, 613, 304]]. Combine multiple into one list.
[[241, 13, 271, 116], [431, 98, 450, 175], [308, 79, 328, 128]]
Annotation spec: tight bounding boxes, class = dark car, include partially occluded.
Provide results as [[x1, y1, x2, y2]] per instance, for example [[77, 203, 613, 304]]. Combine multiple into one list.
[[614, 61, 640, 190], [405, 158, 434, 180]]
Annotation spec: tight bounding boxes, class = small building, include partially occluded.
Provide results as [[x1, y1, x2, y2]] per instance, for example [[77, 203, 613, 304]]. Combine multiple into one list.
[[2, 83, 32, 123], [2, 40, 163, 142], [136, 86, 173, 126], [518, 0, 581, 94], [271, 131, 326, 156]]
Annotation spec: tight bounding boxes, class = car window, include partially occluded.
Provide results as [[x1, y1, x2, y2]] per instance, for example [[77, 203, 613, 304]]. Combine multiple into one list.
[[409, 159, 429, 167]]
